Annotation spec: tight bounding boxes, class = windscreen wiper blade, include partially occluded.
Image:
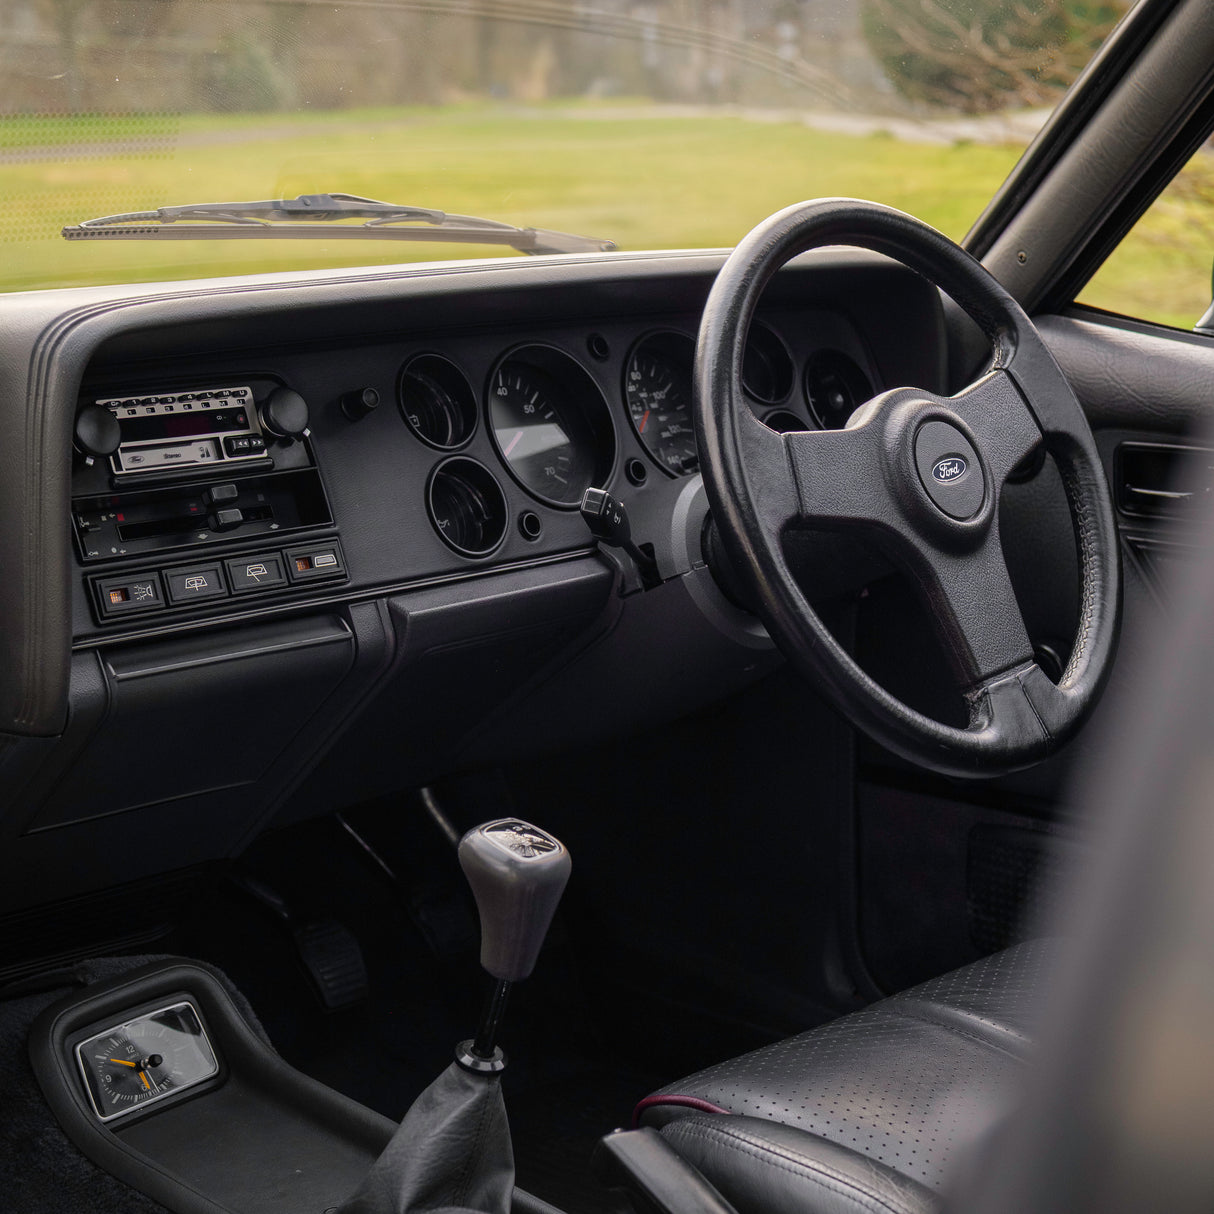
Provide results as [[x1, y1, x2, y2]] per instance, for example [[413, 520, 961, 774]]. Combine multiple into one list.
[[62, 193, 617, 256]]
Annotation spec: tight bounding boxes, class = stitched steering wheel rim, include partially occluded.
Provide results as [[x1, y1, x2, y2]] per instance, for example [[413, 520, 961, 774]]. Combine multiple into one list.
[[695, 198, 1121, 777]]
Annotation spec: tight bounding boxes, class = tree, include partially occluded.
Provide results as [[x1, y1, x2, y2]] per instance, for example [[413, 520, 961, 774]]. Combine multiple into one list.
[[861, 0, 1128, 113]]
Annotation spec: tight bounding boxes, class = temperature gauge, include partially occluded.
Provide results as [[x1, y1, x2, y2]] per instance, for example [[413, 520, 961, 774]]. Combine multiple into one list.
[[75, 1001, 219, 1122]]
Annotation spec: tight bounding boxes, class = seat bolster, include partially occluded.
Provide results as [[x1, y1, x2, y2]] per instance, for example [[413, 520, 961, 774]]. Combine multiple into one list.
[[659, 1115, 941, 1214]]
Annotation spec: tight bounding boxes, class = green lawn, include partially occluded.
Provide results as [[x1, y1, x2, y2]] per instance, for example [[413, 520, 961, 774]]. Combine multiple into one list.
[[1, 106, 1023, 293], [4, 104, 1206, 329], [1078, 149, 1214, 330]]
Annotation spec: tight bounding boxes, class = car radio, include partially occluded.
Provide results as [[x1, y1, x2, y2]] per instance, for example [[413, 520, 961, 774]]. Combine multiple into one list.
[[97, 385, 269, 476]]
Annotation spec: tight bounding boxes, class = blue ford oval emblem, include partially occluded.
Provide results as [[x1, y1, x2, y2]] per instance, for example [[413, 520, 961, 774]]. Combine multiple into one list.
[[932, 456, 968, 483]]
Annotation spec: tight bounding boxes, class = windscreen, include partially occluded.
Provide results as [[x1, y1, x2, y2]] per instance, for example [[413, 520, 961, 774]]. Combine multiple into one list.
[[0, 0, 1129, 292]]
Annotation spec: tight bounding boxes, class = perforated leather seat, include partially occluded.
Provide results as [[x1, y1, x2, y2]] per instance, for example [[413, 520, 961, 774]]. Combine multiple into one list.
[[637, 940, 1054, 1214]]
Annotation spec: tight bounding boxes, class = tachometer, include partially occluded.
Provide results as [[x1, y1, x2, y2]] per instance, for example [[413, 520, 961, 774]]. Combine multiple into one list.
[[624, 332, 698, 477], [488, 346, 611, 507]]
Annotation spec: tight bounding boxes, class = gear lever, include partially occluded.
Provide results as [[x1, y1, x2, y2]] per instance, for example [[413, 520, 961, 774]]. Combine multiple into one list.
[[457, 818, 572, 1070], [336, 818, 570, 1214]]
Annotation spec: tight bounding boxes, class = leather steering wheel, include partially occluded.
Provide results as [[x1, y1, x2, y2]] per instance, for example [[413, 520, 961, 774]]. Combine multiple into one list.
[[696, 199, 1121, 777]]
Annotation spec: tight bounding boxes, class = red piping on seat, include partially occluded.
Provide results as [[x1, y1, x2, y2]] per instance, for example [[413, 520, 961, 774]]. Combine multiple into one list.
[[631, 1094, 732, 1129]]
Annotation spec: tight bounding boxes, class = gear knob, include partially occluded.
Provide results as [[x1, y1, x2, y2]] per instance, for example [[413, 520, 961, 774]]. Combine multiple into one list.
[[458, 819, 571, 983]]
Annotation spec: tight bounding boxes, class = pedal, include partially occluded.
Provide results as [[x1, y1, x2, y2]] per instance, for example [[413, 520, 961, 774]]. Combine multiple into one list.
[[292, 920, 369, 1011]]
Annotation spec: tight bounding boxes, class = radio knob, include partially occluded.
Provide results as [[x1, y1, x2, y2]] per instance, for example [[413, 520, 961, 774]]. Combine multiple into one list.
[[74, 405, 122, 463], [260, 387, 310, 442]]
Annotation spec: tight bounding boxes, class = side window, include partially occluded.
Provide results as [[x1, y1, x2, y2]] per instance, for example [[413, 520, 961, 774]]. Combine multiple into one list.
[[1078, 146, 1214, 329]]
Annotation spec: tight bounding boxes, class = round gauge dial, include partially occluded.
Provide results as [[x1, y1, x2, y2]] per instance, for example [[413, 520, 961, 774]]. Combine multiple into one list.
[[624, 333, 698, 477], [488, 353, 603, 507], [804, 350, 873, 431], [76, 1001, 219, 1122], [427, 458, 508, 557], [742, 322, 794, 404], [399, 354, 477, 450]]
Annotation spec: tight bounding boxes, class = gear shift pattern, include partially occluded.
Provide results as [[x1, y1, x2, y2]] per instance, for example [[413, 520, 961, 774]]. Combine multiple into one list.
[[337, 817, 570, 1214]]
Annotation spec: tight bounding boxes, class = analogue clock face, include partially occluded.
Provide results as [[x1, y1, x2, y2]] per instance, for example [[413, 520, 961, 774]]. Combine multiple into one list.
[[76, 1001, 219, 1121]]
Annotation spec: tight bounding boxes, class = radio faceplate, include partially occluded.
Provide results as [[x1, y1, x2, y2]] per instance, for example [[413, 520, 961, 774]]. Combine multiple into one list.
[[98, 385, 269, 476]]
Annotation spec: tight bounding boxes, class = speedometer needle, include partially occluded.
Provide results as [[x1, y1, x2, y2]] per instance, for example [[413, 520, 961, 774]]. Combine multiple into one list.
[[639, 410, 650, 433], [503, 429, 524, 457]]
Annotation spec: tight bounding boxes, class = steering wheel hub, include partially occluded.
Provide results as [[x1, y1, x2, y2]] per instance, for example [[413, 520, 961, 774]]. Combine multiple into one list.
[[914, 419, 984, 521]]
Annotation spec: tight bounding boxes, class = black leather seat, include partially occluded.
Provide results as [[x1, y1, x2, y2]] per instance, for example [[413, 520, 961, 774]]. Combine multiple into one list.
[[637, 940, 1054, 1214]]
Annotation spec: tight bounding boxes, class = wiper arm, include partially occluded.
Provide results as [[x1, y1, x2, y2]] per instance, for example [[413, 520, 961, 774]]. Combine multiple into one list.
[[62, 193, 617, 256]]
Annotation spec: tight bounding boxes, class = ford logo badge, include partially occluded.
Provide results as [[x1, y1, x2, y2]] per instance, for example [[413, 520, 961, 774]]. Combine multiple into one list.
[[931, 456, 968, 483]]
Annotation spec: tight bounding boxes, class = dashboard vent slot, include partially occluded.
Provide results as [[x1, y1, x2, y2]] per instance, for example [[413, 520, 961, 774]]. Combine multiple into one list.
[[1116, 442, 1214, 519]]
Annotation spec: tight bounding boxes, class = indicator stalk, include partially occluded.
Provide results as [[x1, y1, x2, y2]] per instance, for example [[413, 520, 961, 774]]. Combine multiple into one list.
[[580, 487, 661, 588]]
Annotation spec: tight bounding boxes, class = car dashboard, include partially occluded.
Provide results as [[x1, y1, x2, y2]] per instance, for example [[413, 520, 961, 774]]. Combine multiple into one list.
[[0, 247, 946, 949]]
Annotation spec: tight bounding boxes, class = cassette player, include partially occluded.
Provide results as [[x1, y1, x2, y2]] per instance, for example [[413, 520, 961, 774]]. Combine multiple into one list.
[[99, 386, 269, 477]]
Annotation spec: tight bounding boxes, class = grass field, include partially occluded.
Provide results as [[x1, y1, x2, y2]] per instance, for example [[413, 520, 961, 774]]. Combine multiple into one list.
[[1, 104, 1208, 327]]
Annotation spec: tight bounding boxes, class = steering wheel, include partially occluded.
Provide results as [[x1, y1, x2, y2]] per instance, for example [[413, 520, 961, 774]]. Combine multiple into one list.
[[696, 199, 1121, 777]]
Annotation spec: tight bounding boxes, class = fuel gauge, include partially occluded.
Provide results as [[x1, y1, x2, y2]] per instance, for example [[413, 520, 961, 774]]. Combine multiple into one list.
[[76, 1000, 219, 1122]]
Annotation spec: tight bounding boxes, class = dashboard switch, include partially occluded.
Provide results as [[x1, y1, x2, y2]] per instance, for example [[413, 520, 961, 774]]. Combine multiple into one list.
[[164, 563, 227, 605], [96, 573, 164, 617], [341, 387, 380, 422], [209, 507, 244, 531], [285, 543, 345, 582], [204, 483, 239, 506], [225, 554, 287, 593]]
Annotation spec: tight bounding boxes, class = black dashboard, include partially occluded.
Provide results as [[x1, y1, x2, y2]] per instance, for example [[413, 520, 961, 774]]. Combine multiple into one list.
[[0, 248, 945, 934]]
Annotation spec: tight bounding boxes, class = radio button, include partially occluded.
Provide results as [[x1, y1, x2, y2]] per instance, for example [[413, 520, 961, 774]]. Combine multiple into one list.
[[165, 563, 227, 605], [225, 554, 287, 593], [224, 435, 252, 456]]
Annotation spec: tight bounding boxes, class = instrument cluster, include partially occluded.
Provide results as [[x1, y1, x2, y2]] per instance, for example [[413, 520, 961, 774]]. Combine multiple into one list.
[[394, 319, 876, 559]]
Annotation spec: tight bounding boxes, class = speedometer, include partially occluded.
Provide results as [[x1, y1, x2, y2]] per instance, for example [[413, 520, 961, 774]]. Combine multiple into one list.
[[624, 332, 698, 477]]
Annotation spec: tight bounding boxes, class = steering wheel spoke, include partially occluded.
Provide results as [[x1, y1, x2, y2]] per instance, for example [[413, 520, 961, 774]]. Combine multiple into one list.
[[902, 528, 1033, 691], [784, 419, 895, 528], [731, 407, 805, 535], [948, 369, 1043, 483]]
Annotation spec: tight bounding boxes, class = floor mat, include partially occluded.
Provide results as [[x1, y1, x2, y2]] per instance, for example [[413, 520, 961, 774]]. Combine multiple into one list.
[[508, 1068, 652, 1213]]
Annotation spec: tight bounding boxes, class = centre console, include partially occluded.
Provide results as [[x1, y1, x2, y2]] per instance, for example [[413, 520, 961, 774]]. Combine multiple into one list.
[[71, 377, 345, 630], [30, 958, 398, 1214]]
